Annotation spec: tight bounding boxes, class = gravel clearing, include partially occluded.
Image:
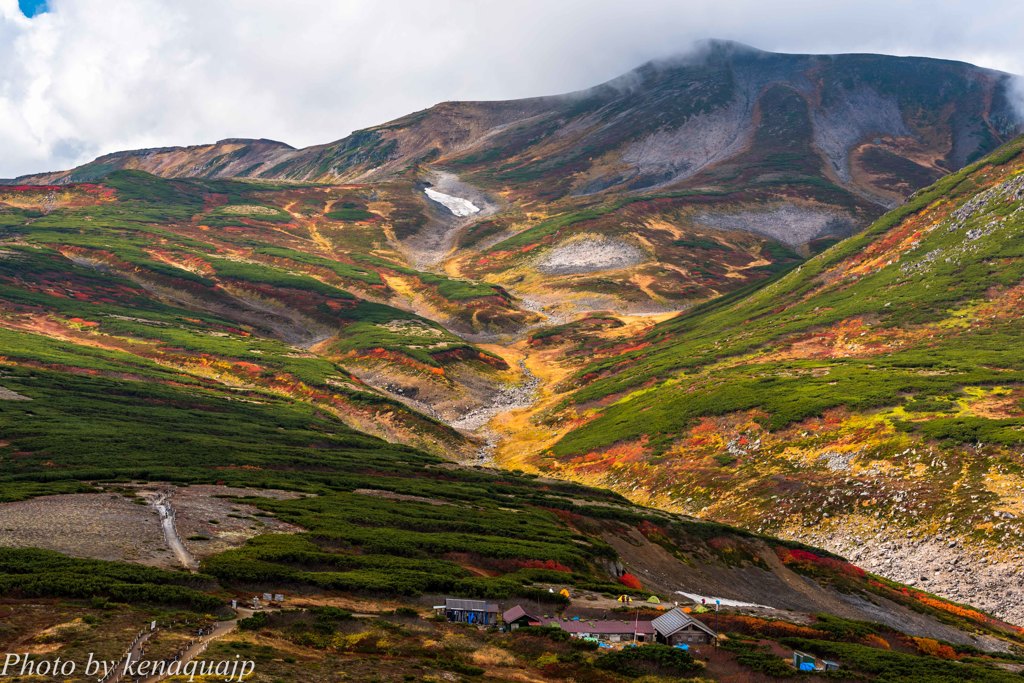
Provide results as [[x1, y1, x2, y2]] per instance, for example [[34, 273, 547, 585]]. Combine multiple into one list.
[[536, 235, 646, 275], [0, 486, 304, 569], [0, 493, 172, 566], [694, 205, 855, 247]]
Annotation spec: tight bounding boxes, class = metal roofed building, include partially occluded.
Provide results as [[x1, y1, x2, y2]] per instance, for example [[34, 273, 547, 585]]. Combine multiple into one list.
[[436, 598, 500, 625], [651, 608, 717, 645]]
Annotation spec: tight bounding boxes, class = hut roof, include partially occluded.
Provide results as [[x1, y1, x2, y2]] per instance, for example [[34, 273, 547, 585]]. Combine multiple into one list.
[[503, 605, 541, 623], [444, 598, 499, 612], [651, 608, 717, 638]]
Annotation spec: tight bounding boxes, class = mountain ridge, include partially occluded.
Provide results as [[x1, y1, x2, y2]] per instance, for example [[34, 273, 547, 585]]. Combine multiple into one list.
[[10, 43, 1021, 207]]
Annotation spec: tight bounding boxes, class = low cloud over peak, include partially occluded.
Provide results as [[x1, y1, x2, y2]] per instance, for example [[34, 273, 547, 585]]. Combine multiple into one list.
[[1, 0, 1023, 178]]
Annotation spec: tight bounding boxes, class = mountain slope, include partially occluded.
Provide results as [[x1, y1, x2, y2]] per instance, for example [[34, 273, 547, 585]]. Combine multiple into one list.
[[6, 179, 1024, 679], [12, 43, 1020, 321], [0, 234, 1023, 671], [4, 44, 1024, 658], [0, 172, 552, 457], [502, 136, 1024, 622]]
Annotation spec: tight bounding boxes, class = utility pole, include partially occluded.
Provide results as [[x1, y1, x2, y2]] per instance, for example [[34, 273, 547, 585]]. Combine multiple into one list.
[[715, 599, 720, 647]]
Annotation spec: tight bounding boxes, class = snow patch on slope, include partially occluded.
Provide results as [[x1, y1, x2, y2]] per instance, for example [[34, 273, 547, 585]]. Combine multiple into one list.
[[424, 187, 480, 217], [676, 591, 775, 609]]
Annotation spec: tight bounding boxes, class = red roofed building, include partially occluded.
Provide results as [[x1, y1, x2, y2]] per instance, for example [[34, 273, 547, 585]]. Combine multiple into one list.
[[502, 605, 543, 630], [543, 618, 656, 643]]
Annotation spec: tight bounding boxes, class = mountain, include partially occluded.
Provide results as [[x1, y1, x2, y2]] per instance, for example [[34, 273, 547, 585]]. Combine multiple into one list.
[[502, 136, 1024, 623], [16, 41, 1021, 209], [11, 42, 1020, 321], [4, 43, 1024, 677]]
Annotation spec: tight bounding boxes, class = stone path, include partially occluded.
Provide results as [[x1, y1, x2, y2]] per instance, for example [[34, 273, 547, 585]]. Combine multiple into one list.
[[150, 493, 198, 572]]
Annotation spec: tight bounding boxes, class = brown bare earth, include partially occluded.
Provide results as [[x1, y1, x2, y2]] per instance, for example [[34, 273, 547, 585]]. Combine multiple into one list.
[[0, 492, 173, 566], [0, 486, 304, 568], [155, 484, 305, 561]]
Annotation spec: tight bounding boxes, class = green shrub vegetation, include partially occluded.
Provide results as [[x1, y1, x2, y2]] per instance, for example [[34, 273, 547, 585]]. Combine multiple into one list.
[[0, 548, 220, 610], [595, 643, 700, 678], [781, 637, 1024, 682], [554, 137, 1024, 456]]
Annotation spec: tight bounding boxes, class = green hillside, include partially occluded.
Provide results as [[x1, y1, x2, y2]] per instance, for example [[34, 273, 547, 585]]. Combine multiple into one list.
[[529, 138, 1024, 608]]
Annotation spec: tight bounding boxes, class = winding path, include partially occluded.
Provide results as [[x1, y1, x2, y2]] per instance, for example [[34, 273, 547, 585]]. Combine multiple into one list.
[[151, 494, 199, 572], [138, 610, 250, 683]]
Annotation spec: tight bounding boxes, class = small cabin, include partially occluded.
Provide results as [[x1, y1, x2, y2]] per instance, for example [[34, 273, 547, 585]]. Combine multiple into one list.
[[436, 598, 500, 625], [652, 608, 717, 645], [792, 651, 840, 672], [502, 605, 542, 630], [794, 650, 816, 671]]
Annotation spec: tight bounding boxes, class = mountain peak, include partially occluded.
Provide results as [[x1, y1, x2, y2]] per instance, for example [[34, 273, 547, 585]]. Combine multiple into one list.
[[688, 38, 766, 59]]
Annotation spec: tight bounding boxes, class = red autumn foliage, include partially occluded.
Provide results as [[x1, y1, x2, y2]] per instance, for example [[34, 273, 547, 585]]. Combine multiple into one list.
[[618, 573, 642, 590], [714, 614, 826, 640], [517, 559, 572, 573], [776, 546, 865, 578], [234, 361, 263, 374]]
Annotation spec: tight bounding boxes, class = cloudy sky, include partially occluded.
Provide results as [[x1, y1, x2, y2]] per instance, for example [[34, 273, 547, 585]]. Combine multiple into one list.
[[2, 0, 1023, 178]]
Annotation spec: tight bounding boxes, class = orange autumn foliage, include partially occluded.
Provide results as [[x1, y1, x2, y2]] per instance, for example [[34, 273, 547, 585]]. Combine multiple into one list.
[[912, 637, 958, 660], [860, 634, 891, 650]]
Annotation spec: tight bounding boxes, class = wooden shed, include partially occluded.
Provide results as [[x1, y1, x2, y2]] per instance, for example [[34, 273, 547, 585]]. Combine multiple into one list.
[[502, 605, 542, 630]]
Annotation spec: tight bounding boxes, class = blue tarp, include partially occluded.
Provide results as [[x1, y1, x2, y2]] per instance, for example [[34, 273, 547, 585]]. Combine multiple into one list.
[[799, 662, 816, 672]]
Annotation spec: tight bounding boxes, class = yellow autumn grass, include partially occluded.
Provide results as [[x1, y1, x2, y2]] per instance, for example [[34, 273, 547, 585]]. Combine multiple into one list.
[[470, 645, 516, 666]]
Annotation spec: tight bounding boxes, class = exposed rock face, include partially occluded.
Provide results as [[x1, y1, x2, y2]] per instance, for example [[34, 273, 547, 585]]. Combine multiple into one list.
[[800, 523, 1024, 626], [693, 204, 856, 246], [536, 236, 646, 275]]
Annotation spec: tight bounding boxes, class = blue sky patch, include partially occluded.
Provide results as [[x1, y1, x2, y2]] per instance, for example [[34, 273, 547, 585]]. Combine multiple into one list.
[[19, 0, 49, 18]]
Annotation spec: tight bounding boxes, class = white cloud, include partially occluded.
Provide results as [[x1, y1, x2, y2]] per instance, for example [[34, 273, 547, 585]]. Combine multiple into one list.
[[1, 0, 1023, 178]]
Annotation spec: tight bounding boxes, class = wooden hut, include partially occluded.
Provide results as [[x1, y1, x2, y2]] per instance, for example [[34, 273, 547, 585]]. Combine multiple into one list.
[[544, 618, 656, 643], [652, 608, 717, 645], [502, 605, 542, 630]]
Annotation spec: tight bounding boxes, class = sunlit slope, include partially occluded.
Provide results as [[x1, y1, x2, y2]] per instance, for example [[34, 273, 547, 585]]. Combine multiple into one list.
[[520, 137, 1024, 617]]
